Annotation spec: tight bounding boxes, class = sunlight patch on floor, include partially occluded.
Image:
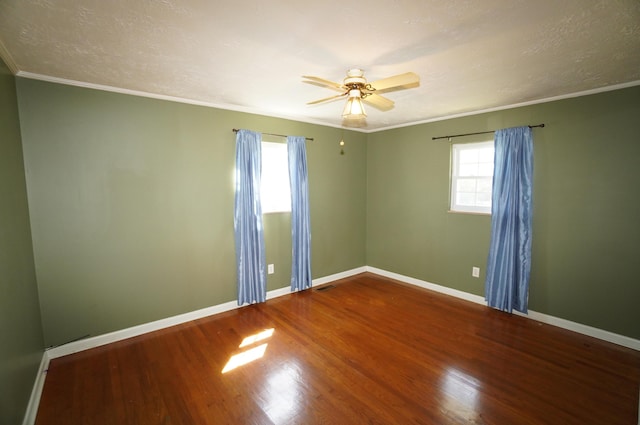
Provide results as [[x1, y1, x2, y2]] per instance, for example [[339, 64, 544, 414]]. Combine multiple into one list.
[[222, 328, 275, 373], [240, 328, 275, 348], [222, 343, 268, 373]]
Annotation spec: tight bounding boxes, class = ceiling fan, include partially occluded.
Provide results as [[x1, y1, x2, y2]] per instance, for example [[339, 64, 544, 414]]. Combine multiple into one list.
[[303, 68, 420, 120]]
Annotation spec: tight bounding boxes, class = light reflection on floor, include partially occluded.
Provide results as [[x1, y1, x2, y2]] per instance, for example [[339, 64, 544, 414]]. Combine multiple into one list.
[[259, 361, 303, 424], [440, 367, 482, 422]]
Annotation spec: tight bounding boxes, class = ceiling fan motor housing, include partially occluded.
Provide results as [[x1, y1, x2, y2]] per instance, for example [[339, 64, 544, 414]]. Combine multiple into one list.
[[343, 68, 367, 87]]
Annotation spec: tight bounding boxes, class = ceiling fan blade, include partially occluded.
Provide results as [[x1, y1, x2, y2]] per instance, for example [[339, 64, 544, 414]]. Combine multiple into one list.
[[370, 72, 420, 92], [302, 75, 345, 91], [363, 93, 395, 111], [307, 93, 347, 105]]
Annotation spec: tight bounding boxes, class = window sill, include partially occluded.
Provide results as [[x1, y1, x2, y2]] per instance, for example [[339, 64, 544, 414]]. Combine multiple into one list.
[[447, 210, 491, 216]]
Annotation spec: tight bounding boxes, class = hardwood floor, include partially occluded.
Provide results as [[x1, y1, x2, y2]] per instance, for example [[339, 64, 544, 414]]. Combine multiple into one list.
[[35, 273, 640, 424]]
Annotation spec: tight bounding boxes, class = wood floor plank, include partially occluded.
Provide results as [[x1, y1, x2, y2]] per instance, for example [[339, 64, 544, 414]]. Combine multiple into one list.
[[35, 273, 640, 424]]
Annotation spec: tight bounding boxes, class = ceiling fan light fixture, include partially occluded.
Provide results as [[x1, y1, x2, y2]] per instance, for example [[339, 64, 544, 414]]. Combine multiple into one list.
[[304, 68, 419, 122], [342, 89, 366, 119]]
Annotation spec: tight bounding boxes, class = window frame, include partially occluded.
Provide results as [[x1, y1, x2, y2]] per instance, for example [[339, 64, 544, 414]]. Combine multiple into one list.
[[449, 140, 494, 215]]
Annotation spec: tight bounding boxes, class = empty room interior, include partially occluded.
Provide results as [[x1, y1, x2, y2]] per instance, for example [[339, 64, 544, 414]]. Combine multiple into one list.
[[1, 1, 639, 424]]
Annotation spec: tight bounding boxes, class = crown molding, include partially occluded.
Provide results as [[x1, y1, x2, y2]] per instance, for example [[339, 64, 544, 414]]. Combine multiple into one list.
[[15, 71, 351, 131], [14, 71, 640, 134], [0, 37, 19, 74], [370, 80, 640, 133]]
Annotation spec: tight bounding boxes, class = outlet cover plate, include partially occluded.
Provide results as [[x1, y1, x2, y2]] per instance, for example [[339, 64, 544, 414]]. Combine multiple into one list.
[[472, 267, 480, 278]]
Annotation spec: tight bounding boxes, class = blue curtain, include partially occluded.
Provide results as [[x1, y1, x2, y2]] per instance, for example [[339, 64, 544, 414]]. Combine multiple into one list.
[[287, 136, 312, 291], [485, 126, 534, 313], [234, 130, 266, 305]]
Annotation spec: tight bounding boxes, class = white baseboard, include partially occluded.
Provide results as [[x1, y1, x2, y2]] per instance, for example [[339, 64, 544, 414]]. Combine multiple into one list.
[[46, 266, 366, 360], [44, 264, 640, 358], [46, 299, 240, 359], [27, 267, 365, 424], [512, 309, 640, 351], [21, 351, 50, 425], [24, 264, 638, 424], [367, 266, 487, 305], [313, 266, 367, 286], [365, 266, 640, 351]]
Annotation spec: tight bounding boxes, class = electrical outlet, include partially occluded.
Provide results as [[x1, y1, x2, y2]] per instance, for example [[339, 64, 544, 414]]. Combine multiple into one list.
[[472, 267, 480, 278], [268, 264, 274, 274]]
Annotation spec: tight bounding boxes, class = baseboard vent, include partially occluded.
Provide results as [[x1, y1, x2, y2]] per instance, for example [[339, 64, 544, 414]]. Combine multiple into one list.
[[316, 285, 336, 292]]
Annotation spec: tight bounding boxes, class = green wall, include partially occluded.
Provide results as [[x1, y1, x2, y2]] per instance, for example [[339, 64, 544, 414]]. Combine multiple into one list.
[[367, 86, 640, 339], [0, 60, 44, 423], [12, 75, 640, 351], [16, 79, 367, 348]]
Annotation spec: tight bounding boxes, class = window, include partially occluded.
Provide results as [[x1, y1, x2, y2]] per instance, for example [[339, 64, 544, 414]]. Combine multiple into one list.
[[261, 142, 291, 213], [450, 141, 494, 214]]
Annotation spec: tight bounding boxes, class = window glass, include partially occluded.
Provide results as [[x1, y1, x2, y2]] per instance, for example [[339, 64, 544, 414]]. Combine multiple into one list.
[[261, 142, 291, 214], [450, 141, 494, 214]]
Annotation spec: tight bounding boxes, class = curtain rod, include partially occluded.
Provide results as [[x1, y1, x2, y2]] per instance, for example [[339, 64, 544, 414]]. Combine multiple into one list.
[[232, 128, 314, 141], [432, 124, 545, 141]]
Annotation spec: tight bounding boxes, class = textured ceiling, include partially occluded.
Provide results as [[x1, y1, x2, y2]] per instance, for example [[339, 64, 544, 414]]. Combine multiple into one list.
[[1, 0, 639, 131]]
